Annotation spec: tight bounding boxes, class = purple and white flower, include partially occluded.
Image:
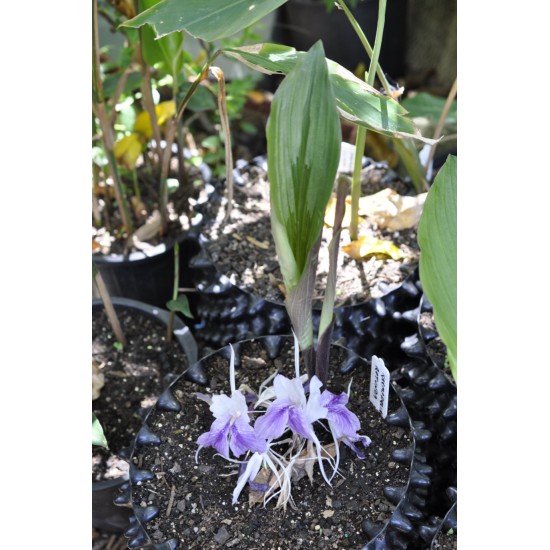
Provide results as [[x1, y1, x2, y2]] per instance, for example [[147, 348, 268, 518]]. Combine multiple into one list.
[[254, 374, 327, 441], [320, 389, 372, 459], [196, 390, 266, 458]]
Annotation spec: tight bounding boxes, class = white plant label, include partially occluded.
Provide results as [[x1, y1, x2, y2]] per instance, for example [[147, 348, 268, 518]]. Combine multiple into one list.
[[338, 141, 356, 174], [370, 355, 390, 418]]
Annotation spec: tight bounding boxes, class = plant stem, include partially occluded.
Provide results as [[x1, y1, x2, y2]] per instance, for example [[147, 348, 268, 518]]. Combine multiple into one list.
[[157, 51, 223, 230], [209, 66, 234, 223], [94, 269, 127, 346], [349, 128, 365, 240], [336, 0, 393, 96], [347, 0, 387, 241], [166, 242, 180, 343]]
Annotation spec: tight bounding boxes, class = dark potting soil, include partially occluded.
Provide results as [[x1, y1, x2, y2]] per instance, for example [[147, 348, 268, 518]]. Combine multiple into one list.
[[131, 339, 411, 549], [92, 306, 190, 483], [92, 161, 208, 257], [200, 161, 420, 309], [431, 528, 458, 549]]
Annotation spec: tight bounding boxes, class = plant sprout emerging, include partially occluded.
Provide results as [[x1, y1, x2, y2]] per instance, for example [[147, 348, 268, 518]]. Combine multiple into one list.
[[195, 341, 371, 509]]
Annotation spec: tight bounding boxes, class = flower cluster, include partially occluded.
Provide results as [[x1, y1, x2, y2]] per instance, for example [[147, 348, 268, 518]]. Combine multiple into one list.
[[195, 340, 371, 509]]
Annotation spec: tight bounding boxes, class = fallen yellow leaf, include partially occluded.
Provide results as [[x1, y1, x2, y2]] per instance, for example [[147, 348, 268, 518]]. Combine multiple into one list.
[[358, 188, 427, 231], [343, 235, 405, 261]]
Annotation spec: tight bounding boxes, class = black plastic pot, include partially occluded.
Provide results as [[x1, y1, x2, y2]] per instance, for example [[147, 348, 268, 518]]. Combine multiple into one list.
[[92, 297, 203, 534], [116, 336, 434, 549], [395, 295, 457, 527], [274, 0, 408, 78], [93, 232, 202, 310], [430, 503, 457, 549]]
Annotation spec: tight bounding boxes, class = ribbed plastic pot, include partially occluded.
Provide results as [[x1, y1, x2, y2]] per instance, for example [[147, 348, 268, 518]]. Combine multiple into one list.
[[115, 336, 434, 549], [92, 297, 203, 534], [93, 232, 202, 310], [396, 295, 457, 525]]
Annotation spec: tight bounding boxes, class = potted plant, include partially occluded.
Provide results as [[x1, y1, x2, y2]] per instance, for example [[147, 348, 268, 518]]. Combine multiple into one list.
[[108, 41, 438, 549]]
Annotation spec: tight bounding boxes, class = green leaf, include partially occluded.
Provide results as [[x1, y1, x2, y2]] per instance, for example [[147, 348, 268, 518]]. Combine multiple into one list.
[[92, 413, 108, 448], [121, 0, 287, 41], [224, 44, 433, 141], [140, 0, 185, 77], [268, 41, 341, 355], [402, 92, 457, 131], [166, 295, 194, 318], [267, 41, 341, 284], [418, 155, 457, 381]]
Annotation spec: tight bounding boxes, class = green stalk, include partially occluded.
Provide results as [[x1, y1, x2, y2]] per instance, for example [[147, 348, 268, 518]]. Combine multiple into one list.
[[345, 0, 387, 241], [336, 0, 392, 95]]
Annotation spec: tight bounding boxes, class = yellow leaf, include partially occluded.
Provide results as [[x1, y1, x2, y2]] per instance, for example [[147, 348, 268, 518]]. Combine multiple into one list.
[[133, 110, 153, 139], [358, 188, 427, 231], [133, 101, 176, 139], [155, 100, 176, 126], [343, 235, 405, 261], [113, 133, 142, 170]]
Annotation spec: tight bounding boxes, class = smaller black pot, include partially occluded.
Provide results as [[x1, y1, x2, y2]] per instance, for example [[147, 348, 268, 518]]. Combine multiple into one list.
[[93, 233, 201, 310], [92, 297, 202, 534]]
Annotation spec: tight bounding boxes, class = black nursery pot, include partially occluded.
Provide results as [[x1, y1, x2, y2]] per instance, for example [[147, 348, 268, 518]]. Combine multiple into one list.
[[395, 294, 457, 532], [92, 297, 203, 534], [93, 232, 201, 310], [274, 0, 408, 78], [116, 336, 435, 549]]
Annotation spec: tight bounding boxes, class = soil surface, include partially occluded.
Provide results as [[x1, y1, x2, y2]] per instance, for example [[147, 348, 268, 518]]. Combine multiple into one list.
[[131, 339, 411, 549], [200, 160, 420, 309], [92, 305, 191, 484], [92, 161, 208, 258], [432, 527, 458, 549]]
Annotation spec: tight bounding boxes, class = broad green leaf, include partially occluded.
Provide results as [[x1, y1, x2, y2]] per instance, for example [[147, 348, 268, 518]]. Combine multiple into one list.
[[224, 44, 433, 141], [140, 0, 185, 77], [268, 41, 341, 355], [401, 92, 457, 131], [418, 155, 457, 381], [121, 0, 287, 41], [268, 41, 341, 283], [166, 295, 194, 319], [92, 413, 108, 448]]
